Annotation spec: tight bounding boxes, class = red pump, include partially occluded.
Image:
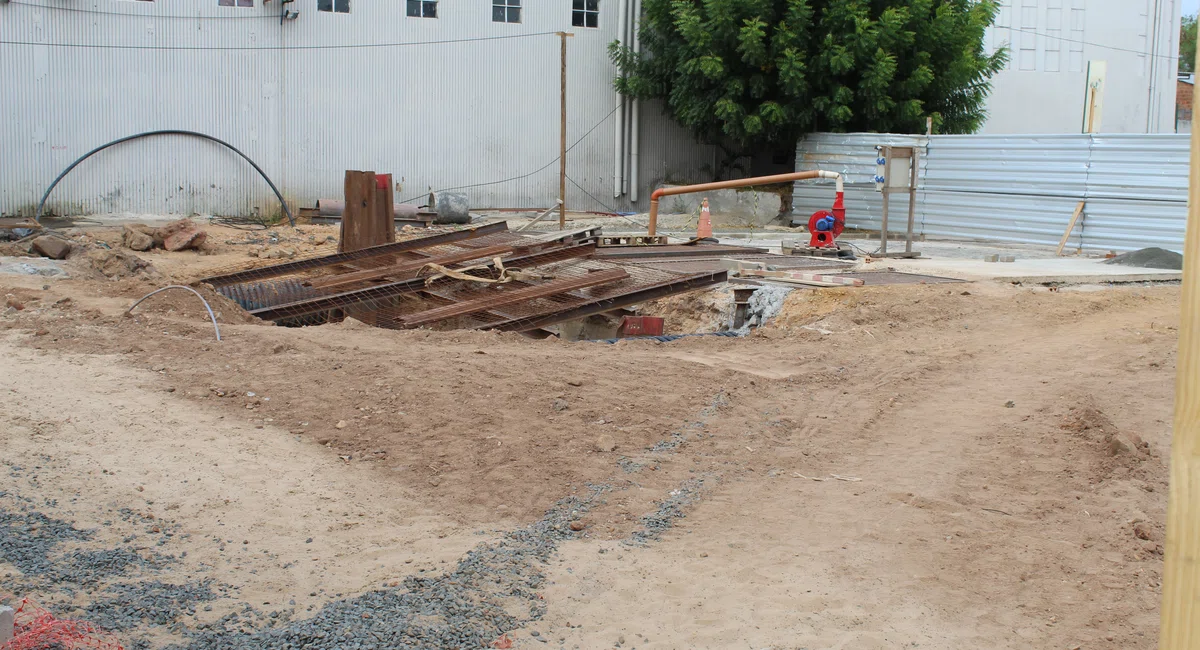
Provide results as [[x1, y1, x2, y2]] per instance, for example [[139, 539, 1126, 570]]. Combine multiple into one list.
[[806, 188, 846, 248]]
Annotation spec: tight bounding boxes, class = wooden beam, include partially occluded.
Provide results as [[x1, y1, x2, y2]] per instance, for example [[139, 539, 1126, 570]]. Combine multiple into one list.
[[1056, 201, 1086, 256], [398, 268, 627, 327], [305, 244, 515, 290], [1159, 66, 1200, 647]]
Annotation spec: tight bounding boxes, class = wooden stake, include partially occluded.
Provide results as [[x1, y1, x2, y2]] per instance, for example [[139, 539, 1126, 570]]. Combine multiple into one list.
[[558, 32, 573, 231], [1055, 201, 1086, 256], [1159, 55, 1200, 648]]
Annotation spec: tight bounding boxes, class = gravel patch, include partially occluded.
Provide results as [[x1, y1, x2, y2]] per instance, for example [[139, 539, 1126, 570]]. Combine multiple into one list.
[[82, 580, 219, 632], [626, 477, 715, 546], [173, 485, 610, 650]]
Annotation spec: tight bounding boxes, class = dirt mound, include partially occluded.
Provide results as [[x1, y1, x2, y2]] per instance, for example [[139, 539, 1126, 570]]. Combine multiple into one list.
[[1103, 247, 1183, 270], [1060, 400, 1153, 478], [72, 249, 159, 280], [128, 284, 260, 326]]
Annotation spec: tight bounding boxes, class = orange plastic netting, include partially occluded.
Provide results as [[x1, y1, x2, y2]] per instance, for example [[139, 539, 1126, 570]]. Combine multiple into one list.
[[1, 598, 123, 650]]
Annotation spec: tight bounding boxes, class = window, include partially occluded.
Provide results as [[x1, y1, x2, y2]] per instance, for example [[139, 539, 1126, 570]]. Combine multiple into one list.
[[572, 0, 598, 28], [407, 0, 436, 17], [318, 0, 349, 13], [219, 0, 254, 6], [492, 0, 520, 23]]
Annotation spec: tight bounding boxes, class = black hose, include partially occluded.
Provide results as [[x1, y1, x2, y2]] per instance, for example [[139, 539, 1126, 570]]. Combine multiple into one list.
[[34, 129, 294, 226]]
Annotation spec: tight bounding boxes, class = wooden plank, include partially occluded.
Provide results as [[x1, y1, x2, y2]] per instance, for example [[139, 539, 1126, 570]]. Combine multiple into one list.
[[399, 268, 628, 327], [305, 244, 515, 290], [1056, 201, 1086, 256], [339, 170, 378, 253], [374, 173, 397, 247], [1159, 56, 1200, 647]]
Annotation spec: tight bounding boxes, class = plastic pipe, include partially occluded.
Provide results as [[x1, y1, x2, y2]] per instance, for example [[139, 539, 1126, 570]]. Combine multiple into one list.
[[613, 0, 629, 198], [646, 170, 842, 236], [35, 130, 293, 226], [629, 0, 642, 203]]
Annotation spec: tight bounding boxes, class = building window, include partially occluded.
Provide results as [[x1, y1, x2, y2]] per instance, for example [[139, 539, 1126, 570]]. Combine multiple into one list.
[[317, 0, 349, 13], [572, 0, 598, 28], [219, 0, 254, 6], [407, 0, 436, 17], [492, 0, 520, 23]]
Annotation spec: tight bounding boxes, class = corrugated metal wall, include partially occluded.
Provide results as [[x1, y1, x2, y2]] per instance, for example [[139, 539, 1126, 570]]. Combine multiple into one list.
[[794, 132, 1189, 252], [0, 0, 715, 219]]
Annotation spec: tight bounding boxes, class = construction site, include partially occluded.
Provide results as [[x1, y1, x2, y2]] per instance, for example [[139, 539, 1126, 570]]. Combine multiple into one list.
[[4, 0, 1200, 646], [0, 159, 1189, 648]]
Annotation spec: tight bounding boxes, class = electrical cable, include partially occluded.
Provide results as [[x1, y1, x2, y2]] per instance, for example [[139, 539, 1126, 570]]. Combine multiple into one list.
[[399, 102, 622, 204], [0, 31, 564, 51], [1003, 26, 1181, 61], [565, 175, 618, 213], [35, 130, 294, 226]]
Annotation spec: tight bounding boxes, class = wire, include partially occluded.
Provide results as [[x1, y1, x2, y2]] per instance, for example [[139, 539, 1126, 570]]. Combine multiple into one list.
[[1002, 26, 1181, 61], [7, 0, 278, 19], [0, 31, 564, 51], [399, 103, 622, 203], [565, 175, 617, 213]]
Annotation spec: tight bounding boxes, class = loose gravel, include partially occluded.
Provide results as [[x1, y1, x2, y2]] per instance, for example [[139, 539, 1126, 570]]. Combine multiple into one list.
[[172, 485, 610, 650], [626, 477, 715, 546]]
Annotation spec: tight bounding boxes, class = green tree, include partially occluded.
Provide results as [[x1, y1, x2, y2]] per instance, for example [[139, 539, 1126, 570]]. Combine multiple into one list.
[[610, 0, 1007, 177], [1181, 14, 1197, 74]]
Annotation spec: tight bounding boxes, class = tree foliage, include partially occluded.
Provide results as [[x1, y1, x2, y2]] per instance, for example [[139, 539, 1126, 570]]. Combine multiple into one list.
[[1181, 13, 1196, 75], [610, 0, 1007, 161]]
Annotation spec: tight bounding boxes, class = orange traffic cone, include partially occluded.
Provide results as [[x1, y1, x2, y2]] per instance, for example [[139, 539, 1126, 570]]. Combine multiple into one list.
[[698, 198, 713, 239]]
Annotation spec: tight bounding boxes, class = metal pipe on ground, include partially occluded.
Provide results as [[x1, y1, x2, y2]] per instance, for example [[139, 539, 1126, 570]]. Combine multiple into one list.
[[316, 199, 420, 219], [647, 170, 843, 236]]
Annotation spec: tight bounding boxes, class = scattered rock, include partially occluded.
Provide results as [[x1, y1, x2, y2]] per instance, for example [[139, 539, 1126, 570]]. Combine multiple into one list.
[[1004, 400, 1015, 408], [566, 379, 583, 387], [593, 434, 616, 453], [162, 221, 207, 252], [4, 294, 23, 311], [1133, 523, 1156, 541], [335, 420, 347, 429], [30, 236, 71, 260], [122, 225, 155, 252], [568, 521, 585, 532], [552, 398, 569, 412]]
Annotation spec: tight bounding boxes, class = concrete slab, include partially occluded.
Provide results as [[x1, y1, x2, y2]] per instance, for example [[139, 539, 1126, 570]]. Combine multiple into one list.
[[0, 605, 14, 645], [866, 256, 1182, 284]]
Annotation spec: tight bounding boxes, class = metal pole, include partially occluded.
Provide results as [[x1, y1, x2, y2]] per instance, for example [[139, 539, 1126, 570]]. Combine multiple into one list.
[[559, 32, 569, 231], [1159, 46, 1200, 650]]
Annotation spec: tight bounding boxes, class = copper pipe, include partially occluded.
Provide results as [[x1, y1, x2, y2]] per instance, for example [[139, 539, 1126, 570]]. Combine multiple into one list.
[[647, 170, 842, 236]]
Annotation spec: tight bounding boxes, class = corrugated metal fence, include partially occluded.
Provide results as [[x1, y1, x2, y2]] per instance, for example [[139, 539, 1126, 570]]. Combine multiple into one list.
[[794, 132, 1189, 252]]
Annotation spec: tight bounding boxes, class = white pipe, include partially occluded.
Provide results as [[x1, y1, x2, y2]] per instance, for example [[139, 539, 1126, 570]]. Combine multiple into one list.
[[613, 0, 629, 198], [629, 0, 642, 203], [818, 170, 844, 193]]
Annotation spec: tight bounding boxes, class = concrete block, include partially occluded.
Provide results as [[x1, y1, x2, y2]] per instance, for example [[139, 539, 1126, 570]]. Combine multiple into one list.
[[999, 255, 1016, 263], [0, 605, 15, 645], [983, 254, 999, 263]]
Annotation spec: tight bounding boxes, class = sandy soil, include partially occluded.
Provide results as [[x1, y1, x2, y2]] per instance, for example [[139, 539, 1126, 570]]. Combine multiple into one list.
[[0, 223, 1179, 649]]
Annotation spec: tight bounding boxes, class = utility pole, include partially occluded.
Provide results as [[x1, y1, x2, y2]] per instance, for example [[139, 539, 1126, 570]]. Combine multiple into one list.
[[1159, 46, 1200, 650], [558, 32, 573, 230]]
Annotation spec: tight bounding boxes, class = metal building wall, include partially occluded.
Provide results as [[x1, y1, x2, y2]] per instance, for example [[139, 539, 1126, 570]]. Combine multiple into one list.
[[0, 0, 714, 219], [794, 132, 1188, 253]]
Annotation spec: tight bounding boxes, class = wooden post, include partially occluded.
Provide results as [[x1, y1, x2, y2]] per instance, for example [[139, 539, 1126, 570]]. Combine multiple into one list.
[[879, 146, 891, 256], [905, 146, 918, 255], [1159, 51, 1200, 648], [1055, 201, 1086, 256], [558, 32, 570, 231], [339, 170, 394, 253]]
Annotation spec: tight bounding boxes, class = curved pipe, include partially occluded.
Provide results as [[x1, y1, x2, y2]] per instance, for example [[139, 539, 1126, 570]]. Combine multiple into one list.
[[35, 130, 294, 226], [647, 170, 842, 236], [126, 285, 223, 341]]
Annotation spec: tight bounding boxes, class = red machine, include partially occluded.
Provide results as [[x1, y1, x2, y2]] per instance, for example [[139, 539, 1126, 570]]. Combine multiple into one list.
[[807, 190, 846, 248]]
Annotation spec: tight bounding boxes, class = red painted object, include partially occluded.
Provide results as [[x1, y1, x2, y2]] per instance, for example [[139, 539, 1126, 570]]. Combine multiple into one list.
[[375, 173, 391, 190], [807, 190, 846, 248], [618, 316, 665, 337]]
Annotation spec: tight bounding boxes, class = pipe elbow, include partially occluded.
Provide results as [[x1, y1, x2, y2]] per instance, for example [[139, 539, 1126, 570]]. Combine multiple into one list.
[[817, 170, 845, 193], [650, 188, 665, 201]]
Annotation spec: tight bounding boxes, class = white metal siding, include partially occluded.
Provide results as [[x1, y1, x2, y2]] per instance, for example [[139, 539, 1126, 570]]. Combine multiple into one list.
[[795, 132, 1188, 253], [0, 0, 714, 218]]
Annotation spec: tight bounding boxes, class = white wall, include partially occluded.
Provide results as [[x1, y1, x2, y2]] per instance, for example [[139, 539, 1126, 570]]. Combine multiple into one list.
[[983, 0, 1180, 134], [0, 0, 715, 219]]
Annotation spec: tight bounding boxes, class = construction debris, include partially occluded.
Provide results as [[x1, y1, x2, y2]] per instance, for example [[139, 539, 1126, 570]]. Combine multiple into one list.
[[30, 236, 71, 260], [200, 223, 726, 334], [121, 219, 207, 252]]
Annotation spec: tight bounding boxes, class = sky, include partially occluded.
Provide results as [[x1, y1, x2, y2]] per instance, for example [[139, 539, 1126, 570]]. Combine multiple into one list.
[[1188, 0, 1200, 18]]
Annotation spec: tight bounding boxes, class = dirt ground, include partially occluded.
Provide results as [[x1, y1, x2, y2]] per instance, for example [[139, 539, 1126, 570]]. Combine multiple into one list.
[[0, 222, 1179, 649]]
